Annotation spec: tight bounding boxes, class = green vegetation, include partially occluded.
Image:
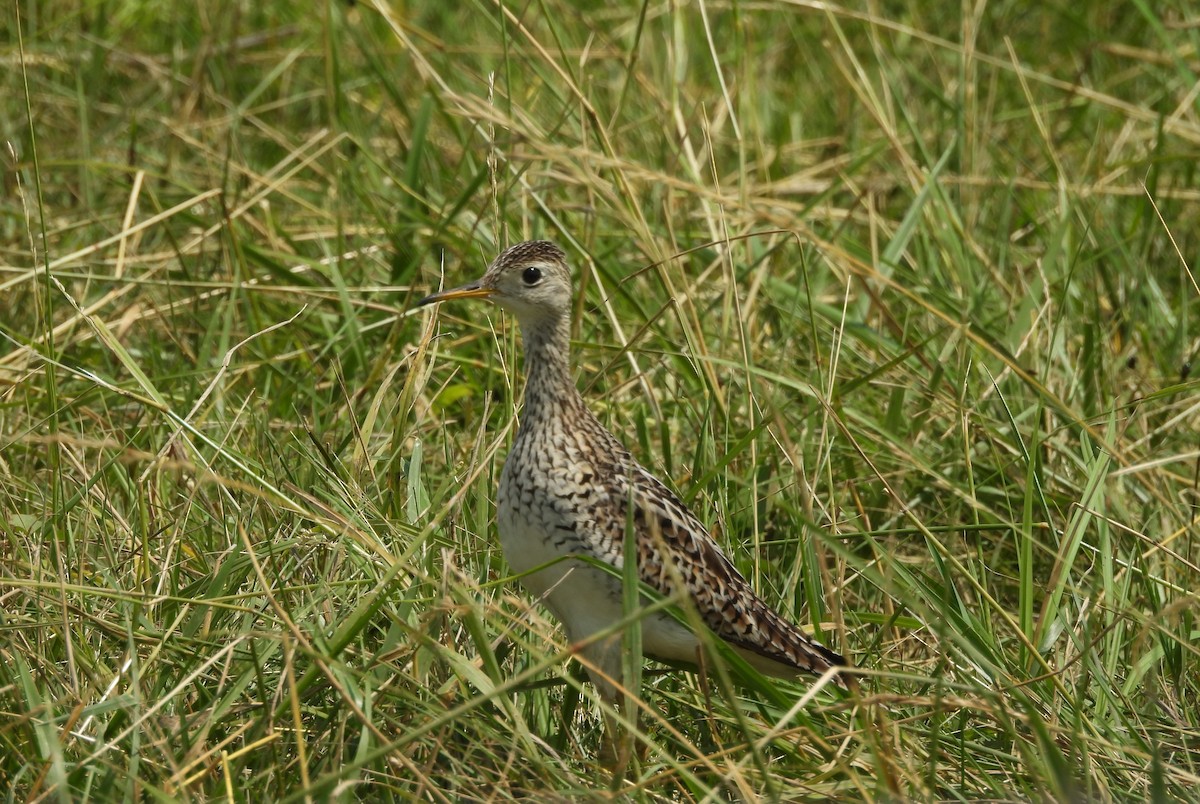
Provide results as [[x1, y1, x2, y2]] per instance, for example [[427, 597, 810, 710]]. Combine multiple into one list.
[[3, 0, 1198, 799]]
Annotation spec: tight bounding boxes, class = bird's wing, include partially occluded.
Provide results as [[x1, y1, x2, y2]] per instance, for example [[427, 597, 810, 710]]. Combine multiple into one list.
[[591, 460, 846, 677]]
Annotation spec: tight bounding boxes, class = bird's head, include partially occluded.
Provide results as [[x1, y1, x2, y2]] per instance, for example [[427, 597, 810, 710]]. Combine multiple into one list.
[[418, 240, 572, 327]]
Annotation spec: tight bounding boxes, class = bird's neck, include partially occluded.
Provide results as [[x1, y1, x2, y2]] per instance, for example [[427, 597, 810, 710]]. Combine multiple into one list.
[[518, 314, 584, 419]]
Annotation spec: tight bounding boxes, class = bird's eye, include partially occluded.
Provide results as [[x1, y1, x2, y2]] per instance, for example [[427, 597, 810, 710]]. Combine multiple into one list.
[[521, 266, 543, 286]]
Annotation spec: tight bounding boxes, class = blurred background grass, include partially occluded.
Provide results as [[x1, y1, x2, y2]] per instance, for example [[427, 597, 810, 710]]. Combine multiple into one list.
[[2, 0, 1198, 799]]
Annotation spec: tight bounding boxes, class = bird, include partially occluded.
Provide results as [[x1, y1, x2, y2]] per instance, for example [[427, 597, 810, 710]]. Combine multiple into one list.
[[418, 240, 851, 704]]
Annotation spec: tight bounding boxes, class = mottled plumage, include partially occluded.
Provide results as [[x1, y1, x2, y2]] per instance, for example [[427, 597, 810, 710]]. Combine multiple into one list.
[[419, 240, 849, 699]]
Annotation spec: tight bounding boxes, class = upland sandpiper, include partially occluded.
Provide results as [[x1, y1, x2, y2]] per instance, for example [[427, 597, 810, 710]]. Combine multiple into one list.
[[419, 241, 851, 702]]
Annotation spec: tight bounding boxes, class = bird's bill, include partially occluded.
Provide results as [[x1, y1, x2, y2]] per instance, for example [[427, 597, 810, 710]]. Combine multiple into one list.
[[416, 279, 494, 307]]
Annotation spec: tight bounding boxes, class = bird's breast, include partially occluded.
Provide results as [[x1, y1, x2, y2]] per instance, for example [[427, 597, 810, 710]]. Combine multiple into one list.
[[497, 429, 617, 569]]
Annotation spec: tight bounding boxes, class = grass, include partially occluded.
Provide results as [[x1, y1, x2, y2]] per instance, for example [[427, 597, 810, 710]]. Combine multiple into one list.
[[2, 0, 1199, 799]]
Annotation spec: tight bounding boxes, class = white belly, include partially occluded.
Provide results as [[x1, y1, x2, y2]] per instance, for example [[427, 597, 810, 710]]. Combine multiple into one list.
[[496, 502, 701, 669]]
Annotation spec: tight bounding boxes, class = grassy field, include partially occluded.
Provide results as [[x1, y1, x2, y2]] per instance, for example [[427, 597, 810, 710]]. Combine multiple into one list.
[[3, 0, 1199, 799]]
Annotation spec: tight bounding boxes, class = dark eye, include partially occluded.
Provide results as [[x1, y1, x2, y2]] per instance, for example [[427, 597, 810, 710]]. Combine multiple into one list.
[[521, 266, 542, 286]]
